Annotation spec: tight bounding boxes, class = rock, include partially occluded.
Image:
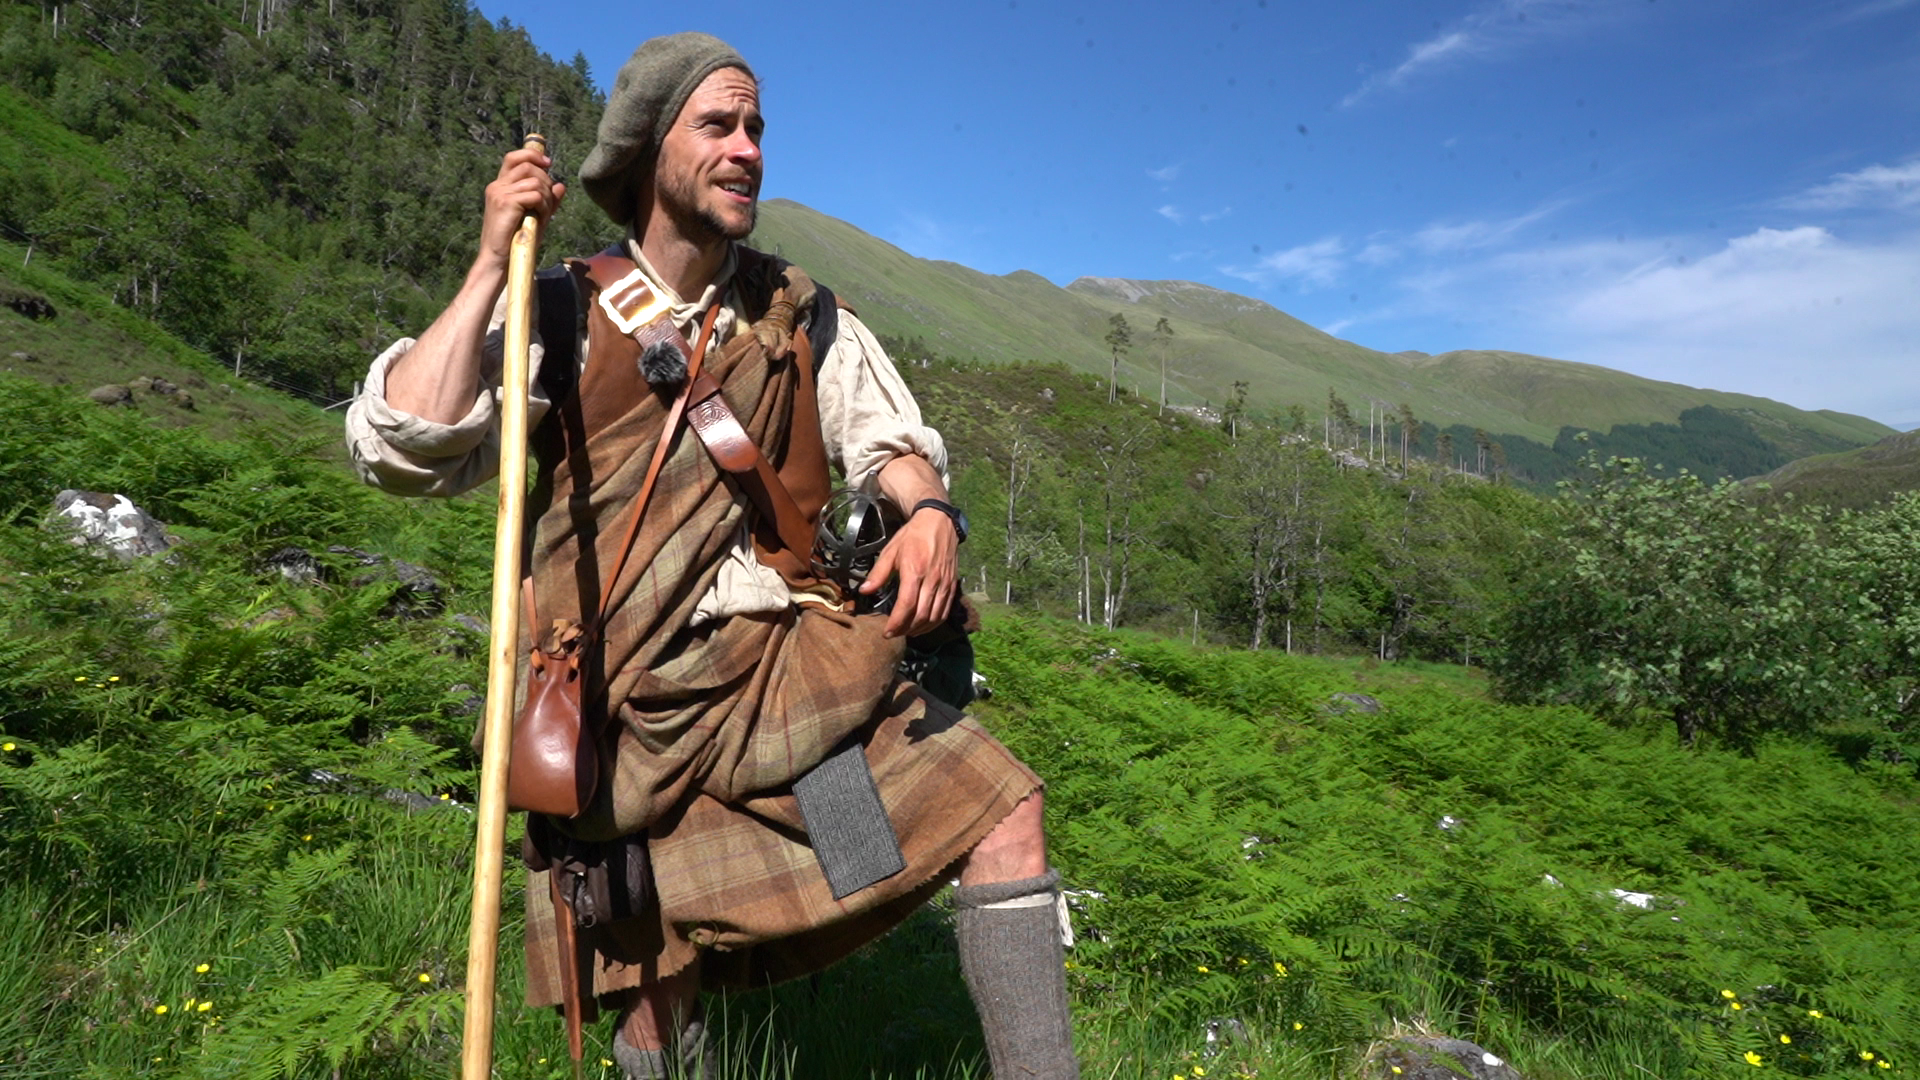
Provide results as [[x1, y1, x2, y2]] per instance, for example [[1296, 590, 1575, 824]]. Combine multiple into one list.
[[444, 614, 490, 658], [263, 546, 324, 585], [87, 384, 133, 407], [1374, 1036, 1524, 1080], [0, 285, 55, 321], [149, 377, 178, 396], [172, 392, 194, 410], [1326, 692, 1383, 715], [328, 545, 446, 618], [1039, 387, 1056, 403], [9, 351, 38, 364], [183, 372, 207, 389], [51, 490, 175, 560], [128, 376, 154, 394], [446, 683, 485, 716]]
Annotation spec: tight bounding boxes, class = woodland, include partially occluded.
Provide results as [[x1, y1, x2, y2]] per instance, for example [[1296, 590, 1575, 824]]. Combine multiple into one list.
[[1, 1, 1917, 1078]]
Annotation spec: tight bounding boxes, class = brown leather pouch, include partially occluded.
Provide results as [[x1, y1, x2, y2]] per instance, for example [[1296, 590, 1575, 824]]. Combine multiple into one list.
[[507, 619, 598, 818]]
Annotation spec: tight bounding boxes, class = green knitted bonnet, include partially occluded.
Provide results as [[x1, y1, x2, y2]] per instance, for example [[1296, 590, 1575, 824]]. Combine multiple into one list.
[[578, 32, 755, 226]]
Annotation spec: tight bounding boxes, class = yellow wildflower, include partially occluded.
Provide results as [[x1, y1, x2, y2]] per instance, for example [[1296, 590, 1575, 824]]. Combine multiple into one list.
[[1274, 961, 1289, 975], [1197, 965, 1209, 973], [1173, 1074, 1186, 1080], [1195, 1069, 1207, 1078], [1864, 1053, 1877, 1061], [1809, 1010, 1823, 1018], [1878, 1062, 1891, 1070], [601, 1060, 613, 1068], [108, 675, 120, 682], [1392, 1068, 1404, 1076], [302, 834, 312, 842], [1780, 1035, 1791, 1044], [417, 973, 432, 984], [1745, 1051, 1763, 1066], [74, 676, 88, 683], [1293, 1022, 1304, 1031], [1732, 1002, 1744, 1010], [197, 1001, 211, 1012], [1237, 957, 1249, 966], [196, 963, 210, 974], [185, 998, 195, 1009], [440, 793, 452, 801], [1722, 989, 1737, 999], [2, 743, 13, 752], [154, 1004, 169, 1015]]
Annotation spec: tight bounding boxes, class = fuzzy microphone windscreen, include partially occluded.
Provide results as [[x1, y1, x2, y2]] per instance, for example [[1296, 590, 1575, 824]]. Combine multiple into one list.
[[639, 337, 688, 387]]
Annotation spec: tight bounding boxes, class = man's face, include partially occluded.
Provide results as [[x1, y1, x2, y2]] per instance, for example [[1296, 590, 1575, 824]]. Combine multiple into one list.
[[653, 67, 763, 245]]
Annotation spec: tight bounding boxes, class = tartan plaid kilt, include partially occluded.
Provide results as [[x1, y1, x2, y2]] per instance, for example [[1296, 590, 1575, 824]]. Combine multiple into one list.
[[522, 677, 1039, 1005]]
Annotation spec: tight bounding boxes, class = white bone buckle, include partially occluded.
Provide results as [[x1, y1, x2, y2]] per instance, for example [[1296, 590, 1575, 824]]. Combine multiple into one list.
[[597, 267, 672, 335]]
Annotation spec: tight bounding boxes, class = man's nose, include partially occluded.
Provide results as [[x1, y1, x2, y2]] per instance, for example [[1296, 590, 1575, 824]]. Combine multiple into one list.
[[726, 127, 761, 163]]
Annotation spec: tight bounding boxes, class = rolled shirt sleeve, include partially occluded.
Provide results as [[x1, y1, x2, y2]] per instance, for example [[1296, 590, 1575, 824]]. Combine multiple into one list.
[[817, 311, 949, 494], [344, 289, 553, 498]]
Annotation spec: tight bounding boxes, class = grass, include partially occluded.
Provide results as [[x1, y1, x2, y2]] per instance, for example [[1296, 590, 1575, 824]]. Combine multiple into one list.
[[0, 368, 1915, 1079], [0, 246, 342, 449]]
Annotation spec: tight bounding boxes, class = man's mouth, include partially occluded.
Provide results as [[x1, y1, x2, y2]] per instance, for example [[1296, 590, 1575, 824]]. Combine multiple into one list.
[[718, 179, 754, 202]]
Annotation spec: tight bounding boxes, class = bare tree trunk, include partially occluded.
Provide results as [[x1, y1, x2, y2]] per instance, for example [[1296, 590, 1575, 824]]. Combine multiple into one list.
[[1076, 510, 1089, 623], [1002, 434, 1026, 607]]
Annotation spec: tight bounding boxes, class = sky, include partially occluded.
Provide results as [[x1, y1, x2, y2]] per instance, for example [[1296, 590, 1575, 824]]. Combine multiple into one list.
[[478, 0, 1920, 428]]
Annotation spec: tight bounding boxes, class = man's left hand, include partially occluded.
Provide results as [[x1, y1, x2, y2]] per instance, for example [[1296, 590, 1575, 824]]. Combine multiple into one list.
[[860, 505, 959, 639]]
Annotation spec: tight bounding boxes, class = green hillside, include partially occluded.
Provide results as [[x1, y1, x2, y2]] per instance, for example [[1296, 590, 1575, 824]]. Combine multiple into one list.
[[1749, 428, 1920, 510], [750, 201, 1892, 473]]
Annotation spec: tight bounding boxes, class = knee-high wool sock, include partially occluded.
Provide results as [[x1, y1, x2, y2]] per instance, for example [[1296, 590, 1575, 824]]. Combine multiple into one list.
[[611, 1015, 708, 1080], [953, 869, 1079, 1080]]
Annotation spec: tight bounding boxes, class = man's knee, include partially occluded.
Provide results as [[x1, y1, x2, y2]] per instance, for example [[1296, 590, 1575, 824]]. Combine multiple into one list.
[[960, 790, 1048, 884]]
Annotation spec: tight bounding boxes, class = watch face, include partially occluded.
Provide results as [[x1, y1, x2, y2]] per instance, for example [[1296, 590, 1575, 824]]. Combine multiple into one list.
[[953, 507, 970, 544]]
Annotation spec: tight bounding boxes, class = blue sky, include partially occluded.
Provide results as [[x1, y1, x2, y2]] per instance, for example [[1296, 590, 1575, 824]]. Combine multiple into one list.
[[480, 0, 1920, 428]]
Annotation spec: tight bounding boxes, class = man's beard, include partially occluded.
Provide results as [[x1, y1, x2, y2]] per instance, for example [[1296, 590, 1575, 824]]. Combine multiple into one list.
[[657, 166, 756, 245]]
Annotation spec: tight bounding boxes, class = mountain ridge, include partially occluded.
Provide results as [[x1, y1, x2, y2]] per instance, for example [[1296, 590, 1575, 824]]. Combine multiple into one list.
[[749, 200, 1892, 457]]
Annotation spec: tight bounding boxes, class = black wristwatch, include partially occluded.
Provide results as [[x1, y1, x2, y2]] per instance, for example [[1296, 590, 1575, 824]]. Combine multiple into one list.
[[911, 498, 969, 544]]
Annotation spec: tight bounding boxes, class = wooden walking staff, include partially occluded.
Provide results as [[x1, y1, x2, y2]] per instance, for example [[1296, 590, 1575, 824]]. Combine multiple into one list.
[[462, 132, 549, 1080]]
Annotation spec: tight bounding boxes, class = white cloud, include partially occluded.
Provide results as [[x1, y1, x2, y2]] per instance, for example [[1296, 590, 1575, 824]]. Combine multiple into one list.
[[1322, 318, 1357, 338], [1411, 203, 1562, 254], [1148, 163, 1182, 184], [1343, 0, 1624, 107], [1782, 157, 1920, 212], [1356, 242, 1401, 266], [1157, 204, 1186, 224], [1840, 0, 1919, 20], [1388, 225, 1920, 423], [1222, 237, 1347, 289], [1199, 207, 1233, 224]]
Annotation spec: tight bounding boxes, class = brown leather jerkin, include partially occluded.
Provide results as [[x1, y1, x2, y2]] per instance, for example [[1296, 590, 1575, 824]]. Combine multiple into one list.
[[505, 303, 721, 820]]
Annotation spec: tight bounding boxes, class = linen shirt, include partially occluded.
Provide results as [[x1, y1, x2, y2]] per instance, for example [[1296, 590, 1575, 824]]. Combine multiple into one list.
[[345, 241, 947, 622]]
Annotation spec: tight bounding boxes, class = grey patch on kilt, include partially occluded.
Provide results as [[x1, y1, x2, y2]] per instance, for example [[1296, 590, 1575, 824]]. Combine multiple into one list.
[[639, 338, 688, 388], [793, 738, 906, 899]]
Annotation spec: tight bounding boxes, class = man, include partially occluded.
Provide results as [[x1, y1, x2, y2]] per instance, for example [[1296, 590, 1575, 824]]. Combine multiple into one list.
[[346, 31, 1076, 1080]]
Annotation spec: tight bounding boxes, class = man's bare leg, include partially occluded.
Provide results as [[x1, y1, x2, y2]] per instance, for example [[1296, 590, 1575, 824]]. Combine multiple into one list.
[[613, 964, 704, 1078], [953, 792, 1078, 1079], [957, 790, 1049, 885]]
